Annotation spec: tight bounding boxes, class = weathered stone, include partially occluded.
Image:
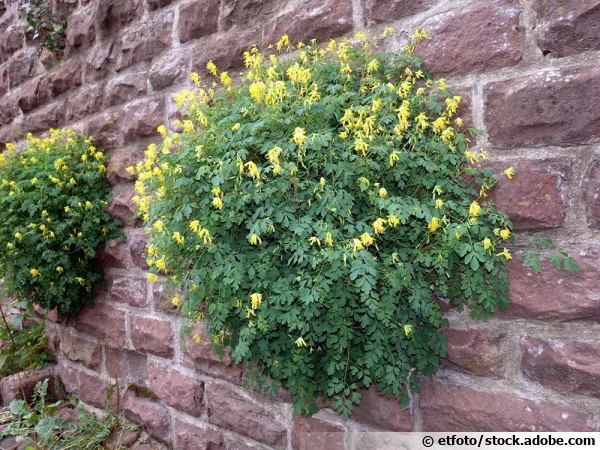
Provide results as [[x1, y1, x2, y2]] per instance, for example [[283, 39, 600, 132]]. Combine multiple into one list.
[[104, 429, 140, 450], [123, 389, 170, 441], [96, 0, 143, 31], [443, 329, 506, 376], [416, 0, 522, 76], [49, 59, 82, 97], [292, 416, 345, 450], [107, 183, 141, 227], [60, 331, 103, 372], [485, 159, 569, 230], [73, 302, 126, 348], [108, 273, 147, 308], [522, 338, 600, 399], [85, 110, 121, 149], [100, 240, 130, 269], [18, 76, 51, 113], [503, 246, 600, 322], [351, 386, 413, 431], [78, 371, 115, 409], [65, 82, 102, 122], [105, 70, 147, 107], [207, 382, 287, 447], [484, 65, 600, 148], [587, 160, 600, 228], [149, 50, 189, 91], [533, 0, 600, 58], [130, 233, 150, 269], [22, 100, 66, 133], [54, 0, 78, 20], [183, 323, 243, 383], [0, 64, 8, 97], [130, 316, 174, 358], [121, 98, 165, 141], [221, 0, 282, 29], [0, 93, 19, 125], [0, 367, 56, 406], [9, 49, 43, 88], [264, 0, 353, 45], [105, 348, 148, 384], [152, 283, 179, 315], [148, 0, 175, 10], [148, 363, 204, 416], [178, 0, 219, 43], [192, 27, 260, 76], [420, 379, 594, 431], [84, 42, 116, 82], [58, 360, 80, 396], [1, 24, 24, 55], [174, 420, 224, 450], [66, 6, 96, 52], [45, 323, 61, 356], [107, 149, 141, 185], [365, 0, 436, 23], [118, 11, 173, 70]]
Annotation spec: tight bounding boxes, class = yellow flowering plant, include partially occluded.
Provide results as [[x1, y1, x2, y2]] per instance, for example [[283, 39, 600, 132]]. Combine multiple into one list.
[[134, 32, 577, 417], [0, 131, 121, 315]]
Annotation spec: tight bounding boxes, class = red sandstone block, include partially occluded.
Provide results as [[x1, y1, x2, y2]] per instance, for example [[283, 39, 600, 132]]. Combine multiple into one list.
[[416, 0, 523, 76], [49, 59, 82, 97], [351, 386, 413, 431], [1, 23, 25, 56], [206, 382, 287, 448], [420, 378, 594, 431], [73, 302, 126, 348], [174, 419, 224, 450], [107, 149, 142, 185], [85, 110, 122, 149], [83, 42, 116, 82], [587, 160, 600, 228], [123, 389, 171, 442], [264, 0, 353, 46], [105, 348, 148, 384], [100, 240, 130, 269], [178, 0, 219, 44], [149, 50, 190, 91], [152, 283, 179, 315], [0, 93, 19, 125], [65, 6, 96, 53], [108, 273, 148, 308], [121, 98, 166, 141], [292, 415, 345, 450], [96, 0, 143, 31], [54, 0, 78, 21], [221, 0, 283, 30], [444, 328, 507, 377], [65, 82, 103, 122], [8, 48, 43, 88], [107, 184, 142, 227], [129, 232, 150, 269], [522, 338, 600, 399], [0, 367, 57, 406], [148, 363, 204, 417], [130, 315, 174, 358], [22, 101, 66, 134], [364, 0, 436, 23], [59, 330, 103, 372], [148, 0, 175, 11], [105, 70, 148, 108], [484, 65, 600, 148], [78, 370, 117, 409], [533, 0, 600, 58], [485, 159, 569, 231], [503, 246, 600, 322], [18, 76, 51, 113]]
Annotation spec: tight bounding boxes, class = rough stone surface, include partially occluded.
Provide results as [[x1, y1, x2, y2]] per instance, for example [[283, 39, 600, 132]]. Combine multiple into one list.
[[59, 331, 103, 372], [206, 382, 287, 447], [420, 379, 594, 431], [178, 0, 220, 43], [105, 70, 148, 107], [291, 416, 345, 450], [148, 363, 204, 417], [123, 389, 171, 441], [85, 110, 122, 149], [351, 386, 413, 431], [485, 160, 569, 230], [118, 11, 174, 70], [108, 274, 147, 308], [0, 367, 56, 406], [66, 82, 103, 122], [105, 348, 148, 384], [107, 149, 141, 185], [148, 0, 175, 10], [0, 94, 20, 125], [18, 76, 50, 113], [107, 184, 141, 227], [8, 49, 42, 88], [149, 50, 190, 91], [49, 59, 82, 97], [121, 98, 166, 141], [504, 246, 600, 322], [100, 240, 130, 269], [416, 0, 523, 76], [587, 160, 600, 228], [221, 0, 282, 29], [522, 338, 600, 399], [73, 302, 126, 348], [443, 329, 507, 377], [129, 232, 150, 269], [152, 283, 179, 315], [22, 101, 66, 134], [365, 0, 437, 23], [174, 420, 225, 450], [78, 370, 115, 409], [83, 42, 116, 82], [130, 316, 174, 358], [96, 0, 143, 31], [66, 6, 96, 52], [484, 65, 600, 148], [264, 0, 353, 45], [533, 0, 600, 58]]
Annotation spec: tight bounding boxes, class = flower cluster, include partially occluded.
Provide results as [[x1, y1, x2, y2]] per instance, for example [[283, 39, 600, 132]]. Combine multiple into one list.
[[134, 31, 525, 417], [0, 130, 121, 315]]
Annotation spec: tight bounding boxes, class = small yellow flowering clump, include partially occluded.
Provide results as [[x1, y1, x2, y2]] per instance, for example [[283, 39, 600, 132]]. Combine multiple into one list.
[[469, 201, 481, 217], [360, 232, 374, 247], [250, 293, 263, 310], [14, 232, 23, 241], [172, 232, 185, 245], [295, 336, 308, 347], [435, 199, 444, 209], [193, 334, 202, 344], [483, 238, 492, 250], [309, 236, 321, 247], [30, 269, 40, 277], [56, 267, 64, 274], [245, 161, 260, 180], [352, 238, 364, 253], [404, 324, 413, 337], [372, 218, 386, 235], [75, 277, 85, 285], [496, 248, 512, 261], [428, 217, 440, 233], [147, 273, 158, 283], [171, 296, 180, 307], [504, 167, 515, 179], [387, 214, 400, 228], [249, 233, 262, 246], [207, 60, 218, 76], [154, 221, 164, 233], [379, 187, 388, 198], [500, 229, 511, 241], [325, 232, 334, 247], [292, 127, 307, 147]]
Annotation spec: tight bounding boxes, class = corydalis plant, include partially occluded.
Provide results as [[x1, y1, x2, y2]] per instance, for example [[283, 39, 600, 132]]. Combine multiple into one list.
[[132, 30, 576, 417]]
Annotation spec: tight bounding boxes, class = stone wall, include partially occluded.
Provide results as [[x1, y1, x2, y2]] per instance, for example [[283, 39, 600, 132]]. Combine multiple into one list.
[[1, 0, 600, 447]]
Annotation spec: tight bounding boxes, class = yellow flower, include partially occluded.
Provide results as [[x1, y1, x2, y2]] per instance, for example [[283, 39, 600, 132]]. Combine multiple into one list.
[[372, 218, 386, 235], [30, 177, 38, 184], [249, 233, 262, 246], [325, 232, 333, 247], [207, 60, 218, 76], [352, 238, 364, 253], [276, 34, 289, 52], [504, 166, 515, 180], [30, 269, 40, 277], [147, 273, 158, 283], [14, 232, 23, 241], [496, 248, 512, 261], [189, 220, 200, 232], [171, 296, 180, 307], [483, 238, 492, 250], [292, 127, 307, 147], [389, 152, 400, 167], [309, 236, 321, 247], [433, 185, 443, 197], [320, 177, 326, 188], [183, 120, 195, 134], [360, 232, 374, 247], [193, 334, 202, 344], [435, 199, 444, 209], [220, 72, 232, 87], [428, 217, 440, 233], [469, 201, 481, 217], [295, 336, 308, 347], [500, 229, 511, 241], [367, 59, 379, 72], [212, 197, 223, 209], [154, 221, 164, 233], [245, 161, 260, 180], [250, 293, 263, 310], [157, 125, 167, 138], [85, 201, 93, 210], [6, 243, 14, 249], [172, 232, 185, 245], [387, 214, 400, 228], [64, 206, 70, 213], [404, 324, 413, 337], [199, 228, 213, 245], [379, 187, 388, 198], [81, 154, 88, 163], [231, 123, 240, 131], [75, 277, 85, 285], [455, 118, 464, 127], [56, 267, 64, 274]]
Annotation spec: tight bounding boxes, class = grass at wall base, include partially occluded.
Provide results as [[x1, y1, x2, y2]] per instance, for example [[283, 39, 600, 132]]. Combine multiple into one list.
[[142, 31, 571, 418]]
